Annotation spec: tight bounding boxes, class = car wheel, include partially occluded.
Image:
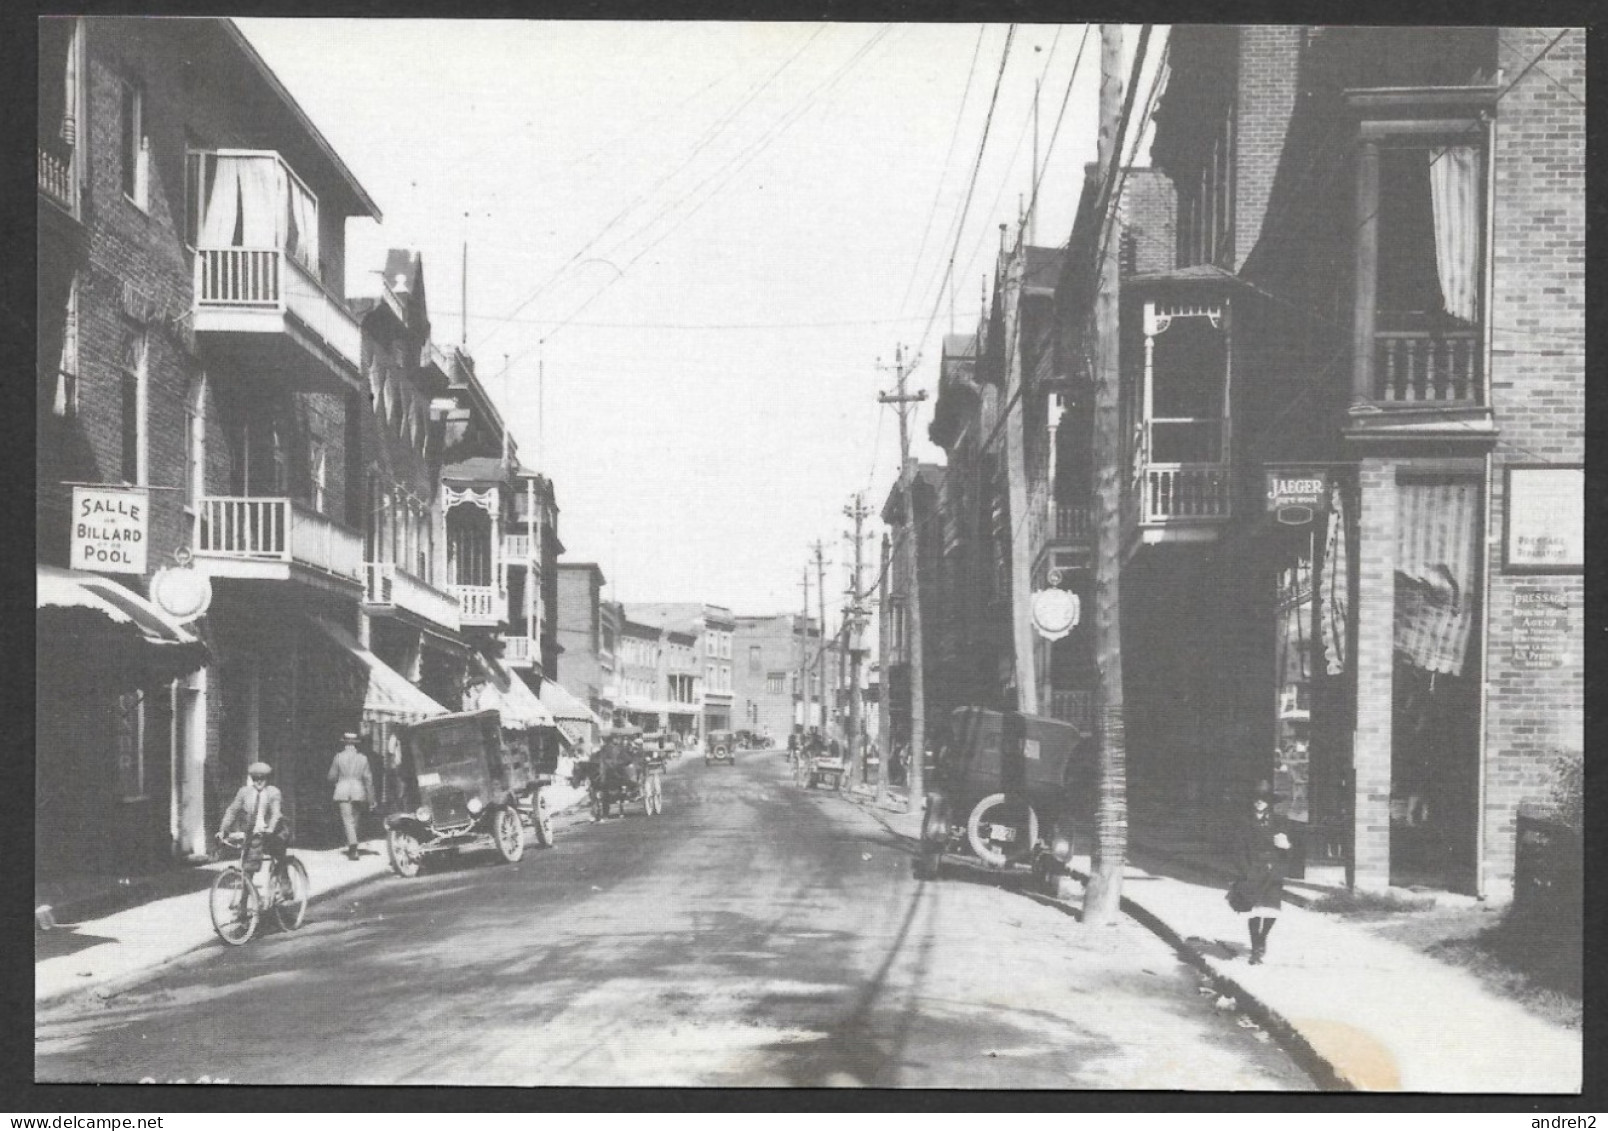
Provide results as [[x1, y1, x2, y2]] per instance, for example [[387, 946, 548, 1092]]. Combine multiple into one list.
[[493, 806, 525, 863], [387, 827, 423, 878], [965, 793, 1039, 868], [533, 794, 555, 847]]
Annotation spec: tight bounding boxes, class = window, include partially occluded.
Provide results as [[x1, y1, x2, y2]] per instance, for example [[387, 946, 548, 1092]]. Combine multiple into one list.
[[311, 440, 328, 514], [1177, 103, 1234, 268], [120, 333, 148, 484], [766, 672, 786, 695], [270, 422, 289, 495], [120, 78, 149, 209], [117, 691, 146, 800], [53, 275, 79, 418], [184, 374, 207, 536], [749, 645, 762, 674]]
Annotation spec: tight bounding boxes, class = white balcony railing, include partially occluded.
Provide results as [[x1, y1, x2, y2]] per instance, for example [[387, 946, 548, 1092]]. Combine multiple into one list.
[[364, 562, 461, 630], [38, 145, 75, 212], [1054, 503, 1093, 543], [196, 496, 363, 581], [1141, 464, 1232, 524], [194, 247, 362, 369], [450, 584, 501, 624], [1049, 689, 1095, 730], [504, 635, 534, 666], [1373, 329, 1482, 405], [503, 533, 532, 561]]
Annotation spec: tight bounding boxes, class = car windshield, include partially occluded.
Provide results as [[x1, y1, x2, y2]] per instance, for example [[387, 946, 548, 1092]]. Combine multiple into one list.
[[413, 724, 489, 775]]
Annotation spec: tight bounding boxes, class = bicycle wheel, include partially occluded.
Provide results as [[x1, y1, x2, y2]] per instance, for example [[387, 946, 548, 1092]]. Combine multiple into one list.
[[273, 857, 309, 932], [209, 867, 260, 946]]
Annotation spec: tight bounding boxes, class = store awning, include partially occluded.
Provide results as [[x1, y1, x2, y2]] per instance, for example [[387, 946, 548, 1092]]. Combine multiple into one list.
[[467, 651, 556, 729], [309, 616, 450, 722], [539, 679, 602, 748], [37, 565, 209, 689]]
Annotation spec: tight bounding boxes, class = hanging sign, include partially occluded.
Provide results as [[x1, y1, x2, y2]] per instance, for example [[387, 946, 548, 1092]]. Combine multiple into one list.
[[1504, 466, 1583, 573], [1266, 470, 1330, 526], [150, 558, 213, 623], [1031, 588, 1080, 641], [70, 485, 148, 574]]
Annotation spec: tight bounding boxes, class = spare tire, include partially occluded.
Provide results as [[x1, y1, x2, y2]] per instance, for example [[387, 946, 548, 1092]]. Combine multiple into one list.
[[966, 793, 1039, 868]]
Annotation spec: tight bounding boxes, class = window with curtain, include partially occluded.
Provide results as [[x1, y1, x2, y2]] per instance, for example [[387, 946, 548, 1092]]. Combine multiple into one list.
[[311, 440, 327, 514], [120, 332, 147, 484], [120, 79, 148, 208], [1377, 144, 1483, 330], [53, 275, 79, 418]]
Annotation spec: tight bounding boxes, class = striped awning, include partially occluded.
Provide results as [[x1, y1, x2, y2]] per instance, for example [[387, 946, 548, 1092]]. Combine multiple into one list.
[[37, 565, 209, 688], [1394, 481, 1480, 677], [538, 679, 602, 748], [309, 616, 450, 722], [467, 652, 556, 729]]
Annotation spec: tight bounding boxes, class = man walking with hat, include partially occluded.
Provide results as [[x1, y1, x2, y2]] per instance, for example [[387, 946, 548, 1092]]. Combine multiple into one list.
[[328, 732, 375, 860]]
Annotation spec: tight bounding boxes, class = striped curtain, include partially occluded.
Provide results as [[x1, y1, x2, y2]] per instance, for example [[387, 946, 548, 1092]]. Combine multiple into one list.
[[1428, 146, 1481, 324], [1319, 483, 1349, 676], [1394, 481, 1480, 676]]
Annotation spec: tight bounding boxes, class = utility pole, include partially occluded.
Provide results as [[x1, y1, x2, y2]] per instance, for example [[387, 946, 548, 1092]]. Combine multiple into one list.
[[844, 493, 872, 785], [1001, 221, 1040, 715], [811, 541, 830, 744], [876, 532, 892, 806], [878, 344, 929, 804], [1084, 22, 1129, 927], [799, 567, 812, 735]]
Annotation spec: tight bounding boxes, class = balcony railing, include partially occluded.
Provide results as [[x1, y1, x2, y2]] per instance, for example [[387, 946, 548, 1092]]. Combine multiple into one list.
[[196, 496, 363, 581], [364, 562, 461, 630], [1049, 689, 1095, 731], [1141, 464, 1231, 524], [504, 635, 534, 667], [1054, 503, 1093, 543], [194, 247, 362, 370], [450, 584, 501, 625], [503, 533, 532, 561], [1373, 329, 1482, 405], [38, 145, 75, 212]]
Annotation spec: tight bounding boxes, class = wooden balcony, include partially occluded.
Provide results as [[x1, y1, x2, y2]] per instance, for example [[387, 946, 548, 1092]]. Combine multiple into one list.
[[449, 584, 502, 627], [194, 497, 363, 590], [192, 247, 362, 392], [1142, 464, 1231, 524], [503, 533, 533, 561], [38, 144, 76, 215], [1374, 329, 1481, 405], [504, 635, 535, 668], [1048, 689, 1095, 731], [363, 562, 461, 632]]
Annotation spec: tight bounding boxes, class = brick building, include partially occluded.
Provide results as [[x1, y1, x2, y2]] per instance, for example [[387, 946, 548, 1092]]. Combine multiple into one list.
[[556, 562, 614, 720], [1051, 25, 1582, 896], [732, 613, 813, 742]]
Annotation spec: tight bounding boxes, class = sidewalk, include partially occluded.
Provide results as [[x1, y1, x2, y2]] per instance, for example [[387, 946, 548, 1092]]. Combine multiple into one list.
[[855, 795, 1582, 1093], [37, 779, 592, 1010]]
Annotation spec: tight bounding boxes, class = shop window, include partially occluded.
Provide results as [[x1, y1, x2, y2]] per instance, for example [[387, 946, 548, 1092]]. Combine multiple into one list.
[[117, 691, 147, 801], [120, 78, 149, 210]]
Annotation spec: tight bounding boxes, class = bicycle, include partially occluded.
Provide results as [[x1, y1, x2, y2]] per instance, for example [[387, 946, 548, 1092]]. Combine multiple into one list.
[[209, 832, 309, 946]]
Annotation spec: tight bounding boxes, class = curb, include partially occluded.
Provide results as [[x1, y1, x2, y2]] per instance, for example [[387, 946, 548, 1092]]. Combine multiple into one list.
[[36, 861, 392, 1012], [855, 801, 1350, 1091], [1062, 862, 1353, 1092]]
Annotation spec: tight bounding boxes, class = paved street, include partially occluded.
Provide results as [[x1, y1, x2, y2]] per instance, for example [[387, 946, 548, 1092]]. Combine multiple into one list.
[[37, 752, 1310, 1088]]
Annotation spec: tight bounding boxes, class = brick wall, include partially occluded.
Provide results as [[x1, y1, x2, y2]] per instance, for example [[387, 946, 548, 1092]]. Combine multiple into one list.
[[1232, 26, 1302, 271], [732, 615, 807, 740], [556, 565, 603, 696], [1478, 27, 1585, 896], [1121, 168, 1176, 275]]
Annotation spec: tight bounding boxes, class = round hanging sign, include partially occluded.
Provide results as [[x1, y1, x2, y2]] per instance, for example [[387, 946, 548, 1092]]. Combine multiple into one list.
[[150, 562, 213, 623], [1031, 588, 1081, 641]]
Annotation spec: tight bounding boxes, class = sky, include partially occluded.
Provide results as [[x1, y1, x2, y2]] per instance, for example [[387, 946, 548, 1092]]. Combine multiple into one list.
[[237, 20, 1163, 622]]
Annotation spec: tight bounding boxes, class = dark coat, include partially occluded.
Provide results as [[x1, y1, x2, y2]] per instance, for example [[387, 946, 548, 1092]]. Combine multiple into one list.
[[1234, 813, 1288, 910]]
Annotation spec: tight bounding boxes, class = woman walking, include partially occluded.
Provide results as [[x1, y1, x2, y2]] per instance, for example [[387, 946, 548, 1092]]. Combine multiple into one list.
[[328, 732, 375, 860], [1232, 784, 1291, 965]]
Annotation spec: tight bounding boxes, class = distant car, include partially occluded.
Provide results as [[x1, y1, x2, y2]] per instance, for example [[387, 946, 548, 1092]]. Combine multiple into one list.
[[705, 729, 736, 765], [806, 742, 845, 791]]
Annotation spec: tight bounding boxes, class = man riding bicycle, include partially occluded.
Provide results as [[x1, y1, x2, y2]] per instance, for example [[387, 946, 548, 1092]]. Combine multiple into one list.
[[216, 761, 292, 898]]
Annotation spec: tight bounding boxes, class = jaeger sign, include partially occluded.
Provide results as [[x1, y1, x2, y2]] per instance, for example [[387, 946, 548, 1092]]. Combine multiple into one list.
[[1265, 470, 1330, 526], [70, 485, 148, 575]]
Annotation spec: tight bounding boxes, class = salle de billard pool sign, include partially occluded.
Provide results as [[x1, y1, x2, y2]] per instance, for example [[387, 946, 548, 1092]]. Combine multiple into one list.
[[70, 485, 148, 575], [1265, 470, 1329, 526]]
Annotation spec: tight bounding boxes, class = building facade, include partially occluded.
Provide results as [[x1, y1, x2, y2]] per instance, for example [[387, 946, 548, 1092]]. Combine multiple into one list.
[[1049, 25, 1583, 896], [556, 562, 614, 719]]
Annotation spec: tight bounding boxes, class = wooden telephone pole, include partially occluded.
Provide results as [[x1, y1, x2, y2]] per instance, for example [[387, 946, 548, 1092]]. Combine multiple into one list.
[[876, 532, 893, 806], [799, 567, 812, 735], [844, 493, 872, 785], [1084, 22, 1131, 926], [878, 344, 929, 802], [811, 540, 830, 741]]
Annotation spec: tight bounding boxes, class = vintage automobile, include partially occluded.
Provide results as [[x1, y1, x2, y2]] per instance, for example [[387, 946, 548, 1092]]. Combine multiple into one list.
[[384, 709, 558, 877], [916, 706, 1092, 879], [705, 729, 736, 766], [805, 739, 846, 790]]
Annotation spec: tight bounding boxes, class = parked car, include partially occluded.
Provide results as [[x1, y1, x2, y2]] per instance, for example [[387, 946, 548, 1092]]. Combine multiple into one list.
[[384, 709, 558, 877], [917, 707, 1092, 879], [705, 729, 736, 765], [805, 740, 846, 790]]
